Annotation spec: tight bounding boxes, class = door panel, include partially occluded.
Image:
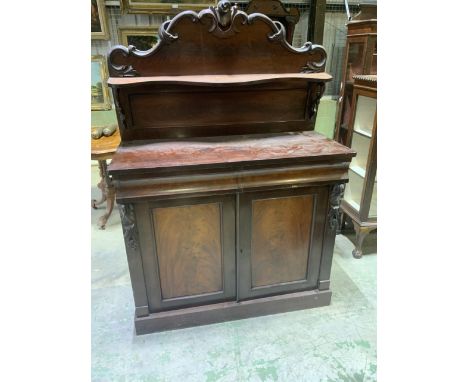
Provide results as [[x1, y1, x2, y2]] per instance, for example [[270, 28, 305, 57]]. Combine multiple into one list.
[[153, 203, 223, 299], [238, 187, 328, 300], [136, 195, 236, 312], [251, 195, 313, 287]]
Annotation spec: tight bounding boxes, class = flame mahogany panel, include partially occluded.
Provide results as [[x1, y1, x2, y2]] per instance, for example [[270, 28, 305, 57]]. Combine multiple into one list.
[[251, 195, 314, 287], [153, 203, 223, 299]]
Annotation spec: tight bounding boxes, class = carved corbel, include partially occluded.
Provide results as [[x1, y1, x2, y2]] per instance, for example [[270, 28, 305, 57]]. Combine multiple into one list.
[[112, 89, 127, 131], [308, 82, 326, 119], [328, 184, 345, 230], [119, 204, 139, 251]]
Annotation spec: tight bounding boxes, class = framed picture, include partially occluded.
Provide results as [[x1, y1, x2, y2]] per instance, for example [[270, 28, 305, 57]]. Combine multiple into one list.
[[91, 55, 111, 111], [119, 27, 159, 51], [91, 0, 110, 40], [120, 0, 216, 15]]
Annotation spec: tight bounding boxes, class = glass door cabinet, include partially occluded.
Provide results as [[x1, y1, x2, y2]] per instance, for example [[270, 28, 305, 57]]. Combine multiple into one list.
[[340, 75, 377, 258], [334, 4, 377, 146]]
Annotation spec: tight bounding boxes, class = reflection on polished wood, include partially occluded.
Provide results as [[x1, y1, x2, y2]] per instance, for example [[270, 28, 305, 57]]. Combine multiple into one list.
[[251, 195, 313, 287], [153, 203, 223, 299]]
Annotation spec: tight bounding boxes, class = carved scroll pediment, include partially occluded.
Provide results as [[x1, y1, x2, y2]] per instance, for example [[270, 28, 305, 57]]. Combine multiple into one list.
[[108, 0, 327, 77]]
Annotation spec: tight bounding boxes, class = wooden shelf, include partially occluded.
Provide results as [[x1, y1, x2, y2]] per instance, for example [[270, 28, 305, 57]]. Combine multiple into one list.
[[108, 73, 333, 87]]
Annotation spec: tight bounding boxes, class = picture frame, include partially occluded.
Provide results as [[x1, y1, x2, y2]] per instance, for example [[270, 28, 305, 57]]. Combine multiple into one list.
[[91, 55, 112, 111], [91, 0, 110, 40], [119, 26, 160, 51], [120, 0, 216, 15]]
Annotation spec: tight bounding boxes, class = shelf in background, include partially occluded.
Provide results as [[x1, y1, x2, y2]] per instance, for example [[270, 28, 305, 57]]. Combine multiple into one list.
[[346, 199, 360, 212], [349, 164, 366, 178], [354, 127, 372, 138]]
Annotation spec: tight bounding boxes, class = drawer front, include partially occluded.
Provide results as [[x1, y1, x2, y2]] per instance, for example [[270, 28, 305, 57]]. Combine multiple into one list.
[[238, 187, 328, 300], [135, 195, 236, 312]]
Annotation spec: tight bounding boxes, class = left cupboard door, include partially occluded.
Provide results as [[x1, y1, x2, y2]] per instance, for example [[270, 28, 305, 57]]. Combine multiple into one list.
[[135, 195, 237, 312]]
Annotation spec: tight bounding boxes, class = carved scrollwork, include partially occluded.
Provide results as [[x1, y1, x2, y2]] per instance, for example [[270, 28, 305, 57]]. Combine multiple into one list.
[[328, 184, 345, 230], [119, 204, 139, 251], [107, 45, 140, 77], [199, 1, 247, 38], [107, 0, 327, 77]]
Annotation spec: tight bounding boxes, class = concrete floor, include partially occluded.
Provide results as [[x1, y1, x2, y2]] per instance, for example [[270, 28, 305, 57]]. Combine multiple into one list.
[[91, 166, 377, 382]]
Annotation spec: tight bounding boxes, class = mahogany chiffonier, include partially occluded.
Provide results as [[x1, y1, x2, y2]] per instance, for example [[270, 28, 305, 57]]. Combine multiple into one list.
[[107, 0, 355, 335]]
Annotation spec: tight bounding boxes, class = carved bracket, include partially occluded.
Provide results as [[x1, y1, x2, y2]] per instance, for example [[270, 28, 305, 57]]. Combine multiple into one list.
[[308, 82, 326, 119], [119, 204, 139, 251], [328, 184, 345, 230], [108, 0, 327, 77], [111, 88, 127, 130]]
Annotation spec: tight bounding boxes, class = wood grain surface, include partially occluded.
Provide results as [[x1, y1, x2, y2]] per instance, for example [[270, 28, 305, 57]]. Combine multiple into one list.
[[251, 195, 313, 287], [107, 8, 327, 77], [153, 203, 223, 299], [91, 127, 121, 160], [129, 88, 308, 128], [108, 131, 355, 174]]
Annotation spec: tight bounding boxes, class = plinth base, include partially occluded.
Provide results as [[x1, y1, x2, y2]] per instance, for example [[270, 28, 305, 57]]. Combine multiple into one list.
[[134, 289, 332, 335]]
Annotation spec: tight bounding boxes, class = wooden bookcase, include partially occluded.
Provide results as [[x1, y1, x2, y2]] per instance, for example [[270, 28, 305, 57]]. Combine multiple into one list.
[[334, 4, 377, 145], [340, 75, 377, 258]]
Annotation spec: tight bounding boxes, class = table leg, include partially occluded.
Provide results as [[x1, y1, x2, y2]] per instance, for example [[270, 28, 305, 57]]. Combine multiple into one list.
[[92, 161, 107, 208], [93, 160, 115, 230], [98, 184, 115, 230]]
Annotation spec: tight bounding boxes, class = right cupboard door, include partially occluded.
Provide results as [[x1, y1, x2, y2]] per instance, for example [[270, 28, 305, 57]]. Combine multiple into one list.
[[238, 186, 328, 300]]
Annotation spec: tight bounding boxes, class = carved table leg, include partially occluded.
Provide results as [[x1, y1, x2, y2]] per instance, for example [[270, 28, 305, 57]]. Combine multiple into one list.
[[352, 222, 374, 259], [94, 160, 115, 230], [92, 160, 107, 209], [98, 184, 115, 230]]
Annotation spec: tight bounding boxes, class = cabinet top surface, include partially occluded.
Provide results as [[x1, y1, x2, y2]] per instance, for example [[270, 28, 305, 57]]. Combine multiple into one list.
[[108, 131, 355, 175]]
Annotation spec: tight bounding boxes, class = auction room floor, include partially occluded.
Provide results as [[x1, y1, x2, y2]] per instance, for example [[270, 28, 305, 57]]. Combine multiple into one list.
[[91, 165, 377, 382]]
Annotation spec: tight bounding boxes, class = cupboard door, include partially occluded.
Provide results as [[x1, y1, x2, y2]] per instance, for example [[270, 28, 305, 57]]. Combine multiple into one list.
[[136, 195, 236, 312], [238, 187, 328, 300]]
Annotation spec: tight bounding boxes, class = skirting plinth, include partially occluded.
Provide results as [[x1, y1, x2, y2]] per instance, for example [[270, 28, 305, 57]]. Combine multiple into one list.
[[135, 289, 332, 335]]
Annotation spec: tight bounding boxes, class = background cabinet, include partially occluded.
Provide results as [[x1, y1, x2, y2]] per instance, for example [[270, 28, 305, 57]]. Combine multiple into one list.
[[334, 4, 377, 145], [340, 75, 377, 258]]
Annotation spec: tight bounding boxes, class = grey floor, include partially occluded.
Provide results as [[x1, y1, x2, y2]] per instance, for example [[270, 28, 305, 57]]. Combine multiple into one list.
[[91, 165, 377, 382]]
